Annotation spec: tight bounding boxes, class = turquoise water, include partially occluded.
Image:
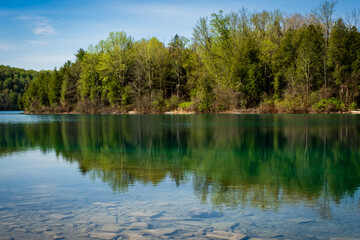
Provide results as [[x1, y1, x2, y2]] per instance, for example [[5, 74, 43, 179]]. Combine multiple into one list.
[[0, 113, 360, 239]]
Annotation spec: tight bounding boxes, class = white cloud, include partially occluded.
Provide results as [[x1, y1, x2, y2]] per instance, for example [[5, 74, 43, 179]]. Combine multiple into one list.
[[15, 15, 55, 35], [33, 23, 55, 35]]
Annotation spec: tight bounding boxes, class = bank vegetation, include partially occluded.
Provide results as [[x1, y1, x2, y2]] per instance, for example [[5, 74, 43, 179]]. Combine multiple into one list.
[[20, 1, 360, 114]]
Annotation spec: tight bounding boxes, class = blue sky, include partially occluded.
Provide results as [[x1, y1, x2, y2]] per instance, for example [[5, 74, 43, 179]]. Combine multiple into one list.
[[0, 0, 359, 71]]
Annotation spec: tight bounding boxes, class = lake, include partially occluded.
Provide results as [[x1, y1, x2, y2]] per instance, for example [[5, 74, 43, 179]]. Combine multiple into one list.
[[0, 113, 360, 240]]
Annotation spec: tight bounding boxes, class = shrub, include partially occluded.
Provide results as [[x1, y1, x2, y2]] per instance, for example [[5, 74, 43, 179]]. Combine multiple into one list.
[[259, 99, 277, 113], [213, 86, 241, 111], [312, 98, 346, 113], [178, 101, 193, 110], [121, 85, 133, 106], [275, 94, 307, 113], [349, 102, 358, 110], [151, 94, 165, 112], [165, 95, 179, 111]]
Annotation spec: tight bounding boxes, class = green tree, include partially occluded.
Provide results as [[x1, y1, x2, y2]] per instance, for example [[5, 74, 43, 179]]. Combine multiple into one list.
[[48, 68, 62, 106], [60, 60, 81, 107], [22, 71, 51, 110], [0, 65, 37, 110], [78, 51, 101, 105], [96, 32, 133, 106], [169, 34, 189, 100], [328, 18, 360, 105]]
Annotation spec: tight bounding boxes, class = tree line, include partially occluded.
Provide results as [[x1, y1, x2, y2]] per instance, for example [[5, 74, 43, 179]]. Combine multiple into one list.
[[21, 1, 360, 113]]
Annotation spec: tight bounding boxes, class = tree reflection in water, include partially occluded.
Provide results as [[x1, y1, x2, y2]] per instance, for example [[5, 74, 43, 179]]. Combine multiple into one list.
[[1, 114, 359, 218]]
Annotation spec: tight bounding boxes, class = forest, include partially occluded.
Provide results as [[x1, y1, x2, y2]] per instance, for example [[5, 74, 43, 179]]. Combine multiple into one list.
[[0, 65, 37, 110], [18, 1, 360, 113]]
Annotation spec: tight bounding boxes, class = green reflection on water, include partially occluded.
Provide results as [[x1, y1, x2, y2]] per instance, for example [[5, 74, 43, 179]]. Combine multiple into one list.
[[1, 114, 360, 214]]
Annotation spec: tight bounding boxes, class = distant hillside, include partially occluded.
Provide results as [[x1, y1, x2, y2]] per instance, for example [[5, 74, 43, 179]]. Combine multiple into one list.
[[0, 65, 38, 110]]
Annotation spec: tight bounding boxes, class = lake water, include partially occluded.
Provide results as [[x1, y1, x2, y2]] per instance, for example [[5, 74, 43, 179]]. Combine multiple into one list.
[[0, 113, 360, 240]]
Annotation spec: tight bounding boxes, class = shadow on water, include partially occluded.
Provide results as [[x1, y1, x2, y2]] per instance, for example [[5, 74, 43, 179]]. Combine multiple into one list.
[[1, 114, 360, 218]]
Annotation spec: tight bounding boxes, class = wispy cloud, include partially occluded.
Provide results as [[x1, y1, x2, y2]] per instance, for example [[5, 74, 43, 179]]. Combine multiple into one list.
[[0, 9, 14, 17], [124, 4, 211, 19], [122, 1, 250, 19], [15, 15, 55, 35], [0, 41, 17, 51], [33, 23, 55, 35], [18, 54, 74, 70], [28, 40, 49, 47]]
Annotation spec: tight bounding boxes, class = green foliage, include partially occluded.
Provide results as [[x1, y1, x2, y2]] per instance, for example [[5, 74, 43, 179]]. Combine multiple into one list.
[[178, 101, 193, 109], [312, 98, 346, 112], [328, 19, 360, 106], [48, 69, 62, 106], [165, 95, 179, 111], [198, 88, 215, 112], [79, 52, 100, 104], [0, 65, 37, 110], [95, 32, 133, 106], [61, 60, 81, 107], [19, 4, 360, 113], [295, 24, 324, 106], [21, 71, 51, 110], [151, 95, 166, 112], [349, 102, 358, 110], [276, 94, 307, 113], [122, 85, 132, 106]]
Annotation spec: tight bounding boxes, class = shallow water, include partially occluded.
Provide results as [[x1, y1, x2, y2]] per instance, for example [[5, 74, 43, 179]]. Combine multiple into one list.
[[0, 113, 359, 239]]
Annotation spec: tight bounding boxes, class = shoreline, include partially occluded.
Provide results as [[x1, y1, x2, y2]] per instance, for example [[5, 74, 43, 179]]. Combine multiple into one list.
[[22, 108, 353, 115]]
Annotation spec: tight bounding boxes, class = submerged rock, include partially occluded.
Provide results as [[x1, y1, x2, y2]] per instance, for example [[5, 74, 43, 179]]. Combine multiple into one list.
[[13, 227, 28, 233], [287, 218, 313, 224], [188, 208, 224, 218], [205, 230, 247, 240], [89, 214, 116, 224], [330, 238, 360, 240], [101, 224, 124, 232], [43, 230, 63, 236], [177, 220, 210, 228], [89, 231, 117, 240], [128, 210, 165, 218], [146, 227, 181, 237], [249, 238, 272, 240], [212, 222, 240, 231], [259, 233, 284, 238], [124, 232, 152, 240], [48, 214, 73, 221], [52, 235, 65, 240], [128, 222, 153, 230], [91, 202, 118, 208], [0, 237, 12, 240], [33, 228, 47, 233]]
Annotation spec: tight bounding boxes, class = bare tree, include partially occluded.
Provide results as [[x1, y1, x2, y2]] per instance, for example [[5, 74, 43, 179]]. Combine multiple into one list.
[[284, 13, 306, 31], [313, 0, 338, 43], [312, 0, 338, 91], [345, 8, 360, 29]]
